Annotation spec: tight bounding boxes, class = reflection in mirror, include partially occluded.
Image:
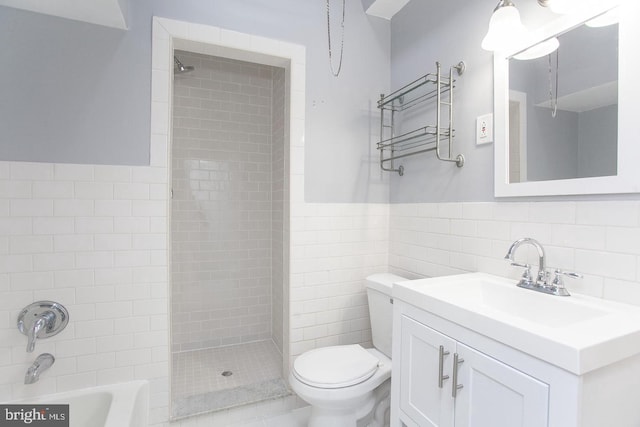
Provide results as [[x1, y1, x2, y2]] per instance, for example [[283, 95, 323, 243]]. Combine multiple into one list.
[[508, 23, 618, 183]]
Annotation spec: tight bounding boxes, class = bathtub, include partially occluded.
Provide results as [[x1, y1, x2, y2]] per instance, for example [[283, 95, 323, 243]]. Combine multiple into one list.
[[11, 381, 149, 427]]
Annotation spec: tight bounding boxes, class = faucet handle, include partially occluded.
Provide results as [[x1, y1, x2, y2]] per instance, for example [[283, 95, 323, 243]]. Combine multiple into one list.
[[509, 260, 528, 269], [554, 269, 582, 280], [510, 262, 535, 286], [550, 269, 582, 296], [17, 301, 69, 353]]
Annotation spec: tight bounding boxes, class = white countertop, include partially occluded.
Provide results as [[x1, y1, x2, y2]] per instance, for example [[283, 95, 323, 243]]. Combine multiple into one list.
[[393, 272, 640, 375]]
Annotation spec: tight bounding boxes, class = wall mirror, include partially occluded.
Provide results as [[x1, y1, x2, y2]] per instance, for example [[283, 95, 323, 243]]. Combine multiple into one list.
[[494, 2, 640, 197]]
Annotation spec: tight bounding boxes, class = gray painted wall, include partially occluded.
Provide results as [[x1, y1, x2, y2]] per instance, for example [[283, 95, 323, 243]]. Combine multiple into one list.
[[0, 0, 390, 202], [0, 7, 149, 165], [389, 0, 496, 202], [3, 0, 628, 203]]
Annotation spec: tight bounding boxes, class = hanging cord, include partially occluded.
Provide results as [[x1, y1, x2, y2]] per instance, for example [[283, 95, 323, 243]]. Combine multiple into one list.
[[548, 49, 559, 118], [326, 0, 345, 77]]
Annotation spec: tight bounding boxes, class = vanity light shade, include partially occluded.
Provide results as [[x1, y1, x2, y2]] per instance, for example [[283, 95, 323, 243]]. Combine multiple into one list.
[[514, 37, 559, 60], [481, 3, 527, 51]]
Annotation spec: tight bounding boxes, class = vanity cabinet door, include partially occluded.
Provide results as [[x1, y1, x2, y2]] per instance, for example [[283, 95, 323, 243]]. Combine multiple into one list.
[[399, 315, 456, 427], [454, 342, 549, 427]]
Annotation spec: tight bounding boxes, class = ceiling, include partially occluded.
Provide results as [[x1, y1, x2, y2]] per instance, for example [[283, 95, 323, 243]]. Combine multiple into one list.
[[364, 0, 411, 19], [0, 0, 407, 31], [0, 0, 128, 29]]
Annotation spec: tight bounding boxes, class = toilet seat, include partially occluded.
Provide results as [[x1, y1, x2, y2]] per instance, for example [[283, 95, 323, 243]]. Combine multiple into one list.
[[293, 345, 380, 389]]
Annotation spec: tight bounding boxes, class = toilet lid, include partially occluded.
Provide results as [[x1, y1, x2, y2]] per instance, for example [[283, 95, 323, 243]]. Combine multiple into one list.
[[293, 345, 380, 389]]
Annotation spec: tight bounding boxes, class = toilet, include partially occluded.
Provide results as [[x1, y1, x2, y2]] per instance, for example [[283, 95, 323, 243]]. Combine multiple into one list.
[[289, 273, 406, 427]]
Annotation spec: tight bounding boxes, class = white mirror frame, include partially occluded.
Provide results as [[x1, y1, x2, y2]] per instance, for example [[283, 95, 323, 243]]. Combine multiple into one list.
[[494, 1, 640, 197]]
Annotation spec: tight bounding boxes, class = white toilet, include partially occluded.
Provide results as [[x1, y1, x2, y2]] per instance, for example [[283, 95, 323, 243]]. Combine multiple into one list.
[[289, 273, 406, 427]]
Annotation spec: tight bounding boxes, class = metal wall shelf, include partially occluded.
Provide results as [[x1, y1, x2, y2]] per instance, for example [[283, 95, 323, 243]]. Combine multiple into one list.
[[377, 61, 465, 175]]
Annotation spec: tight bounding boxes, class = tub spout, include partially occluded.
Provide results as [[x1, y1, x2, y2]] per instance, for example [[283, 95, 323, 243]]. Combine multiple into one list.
[[25, 353, 55, 385]]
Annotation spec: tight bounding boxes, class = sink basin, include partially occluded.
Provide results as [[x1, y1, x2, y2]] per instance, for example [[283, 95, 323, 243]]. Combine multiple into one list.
[[393, 273, 640, 375], [426, 277, 609, 328]]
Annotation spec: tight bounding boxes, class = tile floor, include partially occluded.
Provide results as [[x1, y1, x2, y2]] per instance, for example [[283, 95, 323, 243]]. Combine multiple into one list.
[[236, 406, 310, 427], [172, 340, 289, 418]]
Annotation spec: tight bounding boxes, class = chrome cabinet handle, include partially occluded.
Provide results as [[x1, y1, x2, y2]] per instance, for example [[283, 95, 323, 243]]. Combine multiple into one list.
[[438, 345, 450, 388], [452, 353, 464, 398]]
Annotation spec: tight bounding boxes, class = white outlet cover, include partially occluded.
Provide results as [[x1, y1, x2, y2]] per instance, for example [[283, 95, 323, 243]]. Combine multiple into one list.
[[476, 113, 493, 145]]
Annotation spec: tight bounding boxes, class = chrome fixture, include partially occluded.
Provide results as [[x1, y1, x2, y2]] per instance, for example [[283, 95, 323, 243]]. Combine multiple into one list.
[[17, 301, 69, 353], [505, 237, 548, 284], [504, 237, 581, 296], [24, 353, 55, 385], [174, 56, 194, 74], [377, 61, 465, 175]]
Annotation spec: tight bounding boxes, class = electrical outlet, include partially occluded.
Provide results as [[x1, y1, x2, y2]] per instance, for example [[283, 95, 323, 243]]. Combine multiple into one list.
[[476, 113, 493, 145]]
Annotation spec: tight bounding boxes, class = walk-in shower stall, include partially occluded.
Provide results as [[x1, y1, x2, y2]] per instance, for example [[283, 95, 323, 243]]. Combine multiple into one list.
[[169, 50, 290, 419]]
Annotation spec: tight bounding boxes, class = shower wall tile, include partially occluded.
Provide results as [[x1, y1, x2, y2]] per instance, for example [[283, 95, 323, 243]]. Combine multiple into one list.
[[171, 51, 283, 352]]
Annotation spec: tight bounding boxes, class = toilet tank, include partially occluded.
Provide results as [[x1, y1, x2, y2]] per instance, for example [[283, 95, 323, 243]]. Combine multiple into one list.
[[366, 273, 407, 358]]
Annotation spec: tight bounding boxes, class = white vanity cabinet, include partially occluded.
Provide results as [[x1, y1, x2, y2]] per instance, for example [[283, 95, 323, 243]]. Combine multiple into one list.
[[390, 280, 640, 427], [396, 313, 548, 427]]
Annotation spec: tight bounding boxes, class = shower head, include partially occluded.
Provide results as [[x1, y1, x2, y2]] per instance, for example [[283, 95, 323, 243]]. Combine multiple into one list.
[[174, 56, 195, 74]]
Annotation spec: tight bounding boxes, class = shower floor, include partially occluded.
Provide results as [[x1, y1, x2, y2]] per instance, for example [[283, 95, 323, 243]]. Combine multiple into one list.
[[171, 340, 289, 419]]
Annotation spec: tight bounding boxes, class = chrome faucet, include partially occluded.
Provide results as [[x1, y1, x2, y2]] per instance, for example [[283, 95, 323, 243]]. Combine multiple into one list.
[[25, 311, 55, 353], [504, 237, 548, 285], [24, 353, 55, 385], [504, 237, 580, 296], [17, 301, 69, 353]]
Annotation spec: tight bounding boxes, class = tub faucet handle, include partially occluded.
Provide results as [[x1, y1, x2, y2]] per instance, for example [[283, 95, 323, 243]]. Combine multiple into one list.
[[17, 301, 69, 353], [26, 313, 52, 353]]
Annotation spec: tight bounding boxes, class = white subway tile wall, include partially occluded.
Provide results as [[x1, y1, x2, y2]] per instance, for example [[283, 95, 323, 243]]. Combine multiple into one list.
[[0, 161, 170, 422], [288, 203, 390, 364], [0, 164, 389, 426], [389, 201, 640, 303]]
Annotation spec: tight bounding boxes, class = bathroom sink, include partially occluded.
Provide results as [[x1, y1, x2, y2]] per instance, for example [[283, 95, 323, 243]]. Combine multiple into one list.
[[394, 273, 640, 375], [421, 276, 608, 327]]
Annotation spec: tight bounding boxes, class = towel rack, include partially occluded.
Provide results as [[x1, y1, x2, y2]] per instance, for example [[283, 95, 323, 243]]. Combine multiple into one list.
[[377, 61, 465, 175]]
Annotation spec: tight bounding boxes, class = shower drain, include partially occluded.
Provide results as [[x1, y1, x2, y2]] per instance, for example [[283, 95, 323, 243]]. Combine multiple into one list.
[[221, 370, 233, 377]]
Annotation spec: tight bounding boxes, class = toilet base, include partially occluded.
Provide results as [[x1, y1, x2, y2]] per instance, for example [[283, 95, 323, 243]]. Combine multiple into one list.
[[305, 379, 390, 427]]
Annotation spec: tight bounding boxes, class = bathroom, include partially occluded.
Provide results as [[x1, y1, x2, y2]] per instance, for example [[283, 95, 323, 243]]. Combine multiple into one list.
[[1, 0, 639, 426]]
